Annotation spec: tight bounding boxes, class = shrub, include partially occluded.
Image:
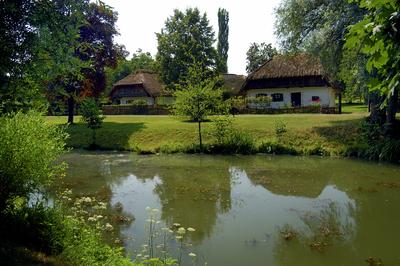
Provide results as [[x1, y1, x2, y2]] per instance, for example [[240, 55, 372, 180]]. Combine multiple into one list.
[[209, 117, 255, 154], [358, 120, 400, 162], [274, 120, 287, 137], [80, 97, 105, 148], [0, 111, 67, 215]]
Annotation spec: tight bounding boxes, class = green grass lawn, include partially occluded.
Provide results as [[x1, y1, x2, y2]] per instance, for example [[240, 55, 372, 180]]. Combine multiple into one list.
[[48, 106, 368, 155], [341, 103, 368, 113]]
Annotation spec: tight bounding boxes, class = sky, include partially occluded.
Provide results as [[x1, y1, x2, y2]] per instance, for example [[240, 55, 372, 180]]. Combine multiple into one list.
[[102, 0, 282, 75]]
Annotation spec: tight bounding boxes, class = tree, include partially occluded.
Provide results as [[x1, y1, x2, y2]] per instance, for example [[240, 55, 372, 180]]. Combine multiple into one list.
[[172, 63, 226, 149], [0, 0, 86, 114], [245, 42, 277, 73], [156, 8, 217, 90], [80, 97, 104, 148], [217, 8, 229, 73], [64, 0, 120, 124], [345, 0, 400, 128]]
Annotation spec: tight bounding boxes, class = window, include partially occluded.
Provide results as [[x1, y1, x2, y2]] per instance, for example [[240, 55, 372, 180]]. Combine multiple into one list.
[[311, 96, 320, 102], [271, 93, 283, 102]]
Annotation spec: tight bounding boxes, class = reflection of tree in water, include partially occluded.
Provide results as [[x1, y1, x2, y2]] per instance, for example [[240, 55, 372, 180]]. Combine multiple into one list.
[[57, 153, 135, 246], [152, 167, 232, 244], [273, 201, 356, 265]]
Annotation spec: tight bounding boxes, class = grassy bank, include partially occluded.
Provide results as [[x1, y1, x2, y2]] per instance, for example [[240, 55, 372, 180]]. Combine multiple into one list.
[[48, 105, 369, 157]]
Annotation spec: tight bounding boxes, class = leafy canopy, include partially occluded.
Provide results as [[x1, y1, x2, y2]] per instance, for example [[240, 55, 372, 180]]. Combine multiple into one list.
[[345, 0, 400, 102], [156, 8, 217, 90], [245, 42, 277, 73]]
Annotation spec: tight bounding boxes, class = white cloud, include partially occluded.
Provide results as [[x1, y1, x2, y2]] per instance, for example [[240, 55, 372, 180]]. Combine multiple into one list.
[[103, 0, 282, 75]]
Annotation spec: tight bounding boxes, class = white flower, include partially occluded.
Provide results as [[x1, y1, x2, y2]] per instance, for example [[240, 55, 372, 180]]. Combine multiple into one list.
[[187, 227, 196, 232], [175, 235, 183, 240], [189, 252, 196, 257], [145, 206, 151, 211], [88, 216, 97, 222], [105, 223, 113, 231], [173, 223, 181, 227], [177, 227, 186, 234]]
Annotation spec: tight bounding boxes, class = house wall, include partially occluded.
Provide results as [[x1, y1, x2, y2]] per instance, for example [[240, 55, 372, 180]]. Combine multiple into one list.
[[155, 96, 175, 106], [119, 97, 154, 105], [246, 87, 336, 108]]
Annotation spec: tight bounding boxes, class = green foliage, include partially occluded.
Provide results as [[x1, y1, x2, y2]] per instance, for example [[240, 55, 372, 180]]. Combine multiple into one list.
[[156, 8, 217, 90], [172, 63, 226, 148], [358, 120, 400, 162], [80, 98, 105, 147], [217, 8, 229, 73], [80, 98, 105, 130], [275, 120, 288, 137], [274, 0, 365, 94], [172, 64, 227, 122], [345, 0, 400, 110], [0, 111, 67, 214], [209, 116, 256, 154], [245, 42, 277, 73], [0, 0, 87, 114]]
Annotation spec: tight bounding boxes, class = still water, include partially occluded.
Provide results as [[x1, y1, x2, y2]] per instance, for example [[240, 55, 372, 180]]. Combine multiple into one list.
[[61, 152, 400, 266]]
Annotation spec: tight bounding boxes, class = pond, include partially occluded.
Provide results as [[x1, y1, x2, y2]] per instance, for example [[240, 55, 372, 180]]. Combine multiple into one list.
[[60, 152, 400, 266]]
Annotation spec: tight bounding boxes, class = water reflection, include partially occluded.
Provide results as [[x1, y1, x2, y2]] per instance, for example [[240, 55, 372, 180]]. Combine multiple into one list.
[[59, 152, 400, 266]]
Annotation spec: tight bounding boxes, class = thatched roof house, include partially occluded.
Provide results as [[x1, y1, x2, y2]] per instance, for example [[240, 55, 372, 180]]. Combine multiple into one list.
[[241, 54, 341, 110], [110, 70, 172, 105]]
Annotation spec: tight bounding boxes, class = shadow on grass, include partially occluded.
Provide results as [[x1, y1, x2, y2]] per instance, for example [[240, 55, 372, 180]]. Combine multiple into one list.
[[311, 118, 363, 144], [63, 122, 146, 151]]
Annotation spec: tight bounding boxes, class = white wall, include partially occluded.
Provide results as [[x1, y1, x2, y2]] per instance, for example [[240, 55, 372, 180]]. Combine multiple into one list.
[[120, 97, 155, 105], [246, 87, 336, 108]]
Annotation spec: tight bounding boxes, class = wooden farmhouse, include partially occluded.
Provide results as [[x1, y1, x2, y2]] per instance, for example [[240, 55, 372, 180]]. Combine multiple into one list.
[[240, 54, 342, 112], [110, 70, 173, 106]]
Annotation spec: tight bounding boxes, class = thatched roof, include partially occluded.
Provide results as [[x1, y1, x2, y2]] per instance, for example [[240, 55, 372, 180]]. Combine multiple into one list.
[[111, 70, 170, 97], [221, 74, 246, 96], [249, 54, 324, 80], [241, 54, 329, 92]]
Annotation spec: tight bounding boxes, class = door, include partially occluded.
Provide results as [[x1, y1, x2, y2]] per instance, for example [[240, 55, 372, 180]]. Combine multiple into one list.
[[291, 92, 301, 107]]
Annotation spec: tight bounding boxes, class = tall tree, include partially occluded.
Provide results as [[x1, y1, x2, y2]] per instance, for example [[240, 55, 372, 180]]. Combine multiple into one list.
[[345, 0, 400, 128], [217, 8, 229, 74], [156, 8, 217, 90], [245, 42, 277, 73], [0, 0, 87, 114]]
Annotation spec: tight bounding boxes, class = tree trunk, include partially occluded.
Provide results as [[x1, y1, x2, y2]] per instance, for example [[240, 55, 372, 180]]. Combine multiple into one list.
[[368, 92, 386, 125], [386, 87, 398, 125], [67, 95, 74, 124], [198, 120, 202, 151], [338, 92, 342, 114]]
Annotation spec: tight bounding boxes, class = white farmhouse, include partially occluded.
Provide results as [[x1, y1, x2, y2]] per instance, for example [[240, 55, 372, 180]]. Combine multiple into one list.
[[240, 54, 342, 113]]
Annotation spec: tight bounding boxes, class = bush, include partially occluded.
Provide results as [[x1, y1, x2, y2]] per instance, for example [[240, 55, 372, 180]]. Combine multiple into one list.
[[274, 120, 287, 137], [0, 111, 67, 214], [80, 98, 105, 148], [358, 120, 400, 162], [209, 117, 256, 154]]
